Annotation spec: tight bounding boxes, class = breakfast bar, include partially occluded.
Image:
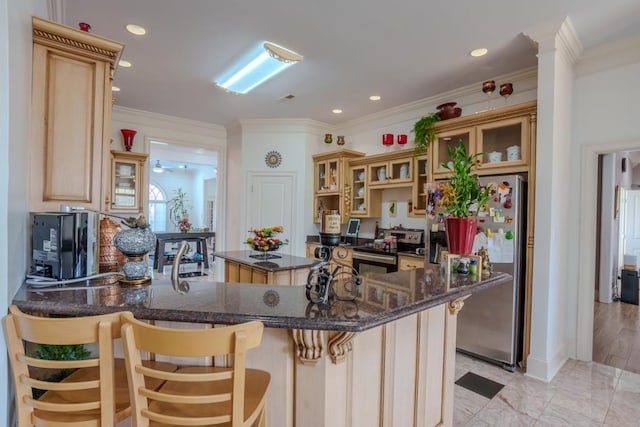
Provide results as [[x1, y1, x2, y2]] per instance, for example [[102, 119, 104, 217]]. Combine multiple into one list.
[[14, 268, 510, 427]]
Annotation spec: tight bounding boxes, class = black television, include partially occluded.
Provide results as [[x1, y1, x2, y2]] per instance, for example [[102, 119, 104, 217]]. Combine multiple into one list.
[[345, 218, 360, 237]]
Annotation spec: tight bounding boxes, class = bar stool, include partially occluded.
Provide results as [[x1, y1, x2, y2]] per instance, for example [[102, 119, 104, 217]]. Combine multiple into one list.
[[2, 306, 177, 427], [121, 313, 271, 427]]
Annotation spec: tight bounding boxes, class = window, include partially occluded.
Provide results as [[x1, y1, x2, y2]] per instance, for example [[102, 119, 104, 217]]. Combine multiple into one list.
[[148, 183, 167, 232]]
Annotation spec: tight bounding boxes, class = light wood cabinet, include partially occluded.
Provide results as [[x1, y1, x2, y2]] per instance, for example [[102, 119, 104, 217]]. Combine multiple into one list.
[[398, 254, 424, 271], [108, 150, 148, 212], [411, 154, 430, 216], [347, 161, 381, 218], [312, 150, 365, 223], [29, 17, 124, 212], [224, 260, 310, 285], [367, 151, 414, 187]]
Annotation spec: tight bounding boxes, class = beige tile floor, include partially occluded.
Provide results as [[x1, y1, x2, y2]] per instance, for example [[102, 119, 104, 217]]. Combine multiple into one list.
[[454, 353, 640, 426]]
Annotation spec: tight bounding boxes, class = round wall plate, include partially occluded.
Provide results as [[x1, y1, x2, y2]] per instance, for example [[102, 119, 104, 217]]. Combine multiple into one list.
[[265, 151, 282, 168]]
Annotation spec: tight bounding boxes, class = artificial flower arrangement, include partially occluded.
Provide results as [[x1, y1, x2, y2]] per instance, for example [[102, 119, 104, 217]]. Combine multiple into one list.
[[246, 226, 285, 252]]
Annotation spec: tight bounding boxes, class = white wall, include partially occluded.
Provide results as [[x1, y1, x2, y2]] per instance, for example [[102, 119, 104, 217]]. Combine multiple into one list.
[[3, 1, 48, 424], [572, 40, 640, 361]]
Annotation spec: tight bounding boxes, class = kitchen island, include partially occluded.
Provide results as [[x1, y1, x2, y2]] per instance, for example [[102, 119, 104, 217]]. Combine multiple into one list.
[[14, 268, 510, 427], [214, 250, 319, 285]]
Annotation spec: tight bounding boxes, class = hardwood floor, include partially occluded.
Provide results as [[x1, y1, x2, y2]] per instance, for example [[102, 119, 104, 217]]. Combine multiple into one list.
[[593, 300, 640, 374]]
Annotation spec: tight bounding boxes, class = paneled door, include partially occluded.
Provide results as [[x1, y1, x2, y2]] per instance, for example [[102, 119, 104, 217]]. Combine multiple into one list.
[[247, 173, 295, 254], [623, 189, 640, 260]]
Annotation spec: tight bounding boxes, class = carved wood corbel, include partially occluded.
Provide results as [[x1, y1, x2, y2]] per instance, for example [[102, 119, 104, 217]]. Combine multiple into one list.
[[328, 332, 355, 364], [292, 329, 326, 365]]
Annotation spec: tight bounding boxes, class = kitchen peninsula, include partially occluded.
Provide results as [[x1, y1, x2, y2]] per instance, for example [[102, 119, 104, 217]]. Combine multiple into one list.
[[14, 269, 510, 427]]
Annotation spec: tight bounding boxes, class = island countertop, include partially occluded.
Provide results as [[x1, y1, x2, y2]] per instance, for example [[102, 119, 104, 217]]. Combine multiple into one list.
[[12, 268, 510, 332], [213, 250, 319, 272]]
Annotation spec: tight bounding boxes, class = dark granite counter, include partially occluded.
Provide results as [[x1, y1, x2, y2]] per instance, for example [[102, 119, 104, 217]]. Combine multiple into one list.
[[12, 268, 510, 332], [213, 250, 318, 272]]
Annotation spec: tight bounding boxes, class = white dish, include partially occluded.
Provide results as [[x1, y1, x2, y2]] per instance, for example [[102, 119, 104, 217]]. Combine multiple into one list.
[[487, 151, 502, 162]]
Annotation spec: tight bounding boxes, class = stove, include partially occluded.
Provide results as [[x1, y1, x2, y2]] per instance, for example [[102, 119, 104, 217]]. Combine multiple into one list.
[[352, 228, 424, 274]]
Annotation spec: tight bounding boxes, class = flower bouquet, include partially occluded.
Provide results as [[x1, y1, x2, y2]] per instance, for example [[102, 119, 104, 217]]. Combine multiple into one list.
[[246, 226, 286, 253]]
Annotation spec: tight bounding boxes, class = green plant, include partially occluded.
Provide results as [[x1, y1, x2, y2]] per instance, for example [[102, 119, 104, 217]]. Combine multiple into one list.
[[439, 141, 491, 217], [30, 344, 91, 398], [412, 113, 441, 155], [168, 188, 189, 221]]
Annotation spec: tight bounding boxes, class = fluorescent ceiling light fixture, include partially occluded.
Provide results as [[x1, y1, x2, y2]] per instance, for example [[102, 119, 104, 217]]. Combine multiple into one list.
[[112, 86, 121, 92], [469, 48, 488, 57], [126, 24, 146, 35], [149, 140, 168, 145], [332, 109, 343, 114], [215, 41, 303, 94], [152, 160, 164, 173], [118, 59, 132, 68], [369, 95, 381, 101]]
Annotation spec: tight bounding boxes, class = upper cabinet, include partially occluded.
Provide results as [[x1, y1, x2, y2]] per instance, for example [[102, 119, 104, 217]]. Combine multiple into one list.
[[366, 149, 414, 187], [29, 17, 124, 212], [348, 159, 381, 218], [411, 154, 430, 216], [432, 101, 536, 177], [312, 149, 365, 223], [108, 150, 148, 212]]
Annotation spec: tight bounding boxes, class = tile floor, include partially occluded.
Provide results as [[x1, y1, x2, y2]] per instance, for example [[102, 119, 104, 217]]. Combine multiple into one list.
[[454, 353, 640, 426]]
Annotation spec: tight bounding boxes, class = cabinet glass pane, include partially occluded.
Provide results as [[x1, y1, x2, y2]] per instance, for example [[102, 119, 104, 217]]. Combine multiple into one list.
[[114, 160, 137, 208], [317, 163, 327, 191], [481, 123, 522, 163], [352, 167, 366, 212], [437, 132, 470, 170]]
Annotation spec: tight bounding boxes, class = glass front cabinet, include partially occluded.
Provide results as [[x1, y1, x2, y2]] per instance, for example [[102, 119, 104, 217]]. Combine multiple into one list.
[[348, 162, 381, 218], [109, 150, 148, 212]]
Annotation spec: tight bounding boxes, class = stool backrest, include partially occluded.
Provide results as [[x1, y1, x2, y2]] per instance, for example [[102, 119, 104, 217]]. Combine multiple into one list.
[[121, 313, 265, 426], [3, 305, 129, 427]]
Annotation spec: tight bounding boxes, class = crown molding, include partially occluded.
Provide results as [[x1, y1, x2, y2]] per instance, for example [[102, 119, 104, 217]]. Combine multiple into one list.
[[336, 67, 538, 134], [575, 34, 640, 77], [47, 0, 64, 23], [523, 16, 583, 62], [230, 118, 331, 135], [112, 105, 226, 139]]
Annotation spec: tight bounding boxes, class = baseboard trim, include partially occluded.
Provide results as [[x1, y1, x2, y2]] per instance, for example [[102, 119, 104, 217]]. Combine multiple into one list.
[[525, 345, 568, 382]]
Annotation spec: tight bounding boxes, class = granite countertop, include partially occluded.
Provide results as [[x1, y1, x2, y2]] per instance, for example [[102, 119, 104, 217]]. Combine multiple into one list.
[[12, 269, 510, 332], [213, 250, 319, 272]]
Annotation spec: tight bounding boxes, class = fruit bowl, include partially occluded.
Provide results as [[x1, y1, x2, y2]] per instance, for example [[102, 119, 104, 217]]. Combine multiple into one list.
[[245, 226, 286, 252]]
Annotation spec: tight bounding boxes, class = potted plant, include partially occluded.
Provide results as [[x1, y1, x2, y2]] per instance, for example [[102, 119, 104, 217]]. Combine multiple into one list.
[[412, 112, 441, 155], [168, 188, 189, 226], [439, 141, 491, 254]]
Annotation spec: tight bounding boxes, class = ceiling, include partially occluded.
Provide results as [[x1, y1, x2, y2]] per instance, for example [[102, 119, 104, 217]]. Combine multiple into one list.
[[62, 0, 640, 127]]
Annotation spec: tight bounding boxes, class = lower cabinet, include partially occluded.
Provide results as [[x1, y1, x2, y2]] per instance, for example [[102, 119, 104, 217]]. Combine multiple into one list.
[[224, 260, 310, 286], [306, 243, 353, 273], [398, 254, 424, 271]]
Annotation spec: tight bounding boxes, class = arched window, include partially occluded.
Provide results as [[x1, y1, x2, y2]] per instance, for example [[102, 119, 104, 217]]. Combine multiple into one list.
[[148, 183, 167, 232]]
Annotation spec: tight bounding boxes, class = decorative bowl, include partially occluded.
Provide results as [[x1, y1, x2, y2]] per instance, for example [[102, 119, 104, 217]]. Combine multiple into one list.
[[245, 226, 285, 252], [436, 102, 462, 120]]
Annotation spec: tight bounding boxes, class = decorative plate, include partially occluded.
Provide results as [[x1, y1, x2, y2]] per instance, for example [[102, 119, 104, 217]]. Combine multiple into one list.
[[265, 151, 282, 168]]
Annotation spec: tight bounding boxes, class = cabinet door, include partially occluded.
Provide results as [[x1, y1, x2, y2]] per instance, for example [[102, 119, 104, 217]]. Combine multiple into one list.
[[476, 117, 529, 169], [315, 159, 340, 193], [350, 166, 367, 215], [412, 155, 429, 215], [368, 161, 389, 186], [387, 158, 413, 184], [109, 151, 148, 212], [432, 128, 476, 176], [398, 255, 423, 271]]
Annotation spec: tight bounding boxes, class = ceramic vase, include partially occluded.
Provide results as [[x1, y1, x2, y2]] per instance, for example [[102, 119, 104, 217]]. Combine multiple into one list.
[[120, 129, 137, 151], [445, 217, 477, 255]]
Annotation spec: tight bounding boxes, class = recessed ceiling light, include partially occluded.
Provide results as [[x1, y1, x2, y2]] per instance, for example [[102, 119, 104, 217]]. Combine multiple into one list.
[[369, 95, 381, 101], [125, 24, 146, 35], [469, 48, 488, 57], [332, 109, 343, 114], [112, 86, 121, 92], [118, 59, 132, 68]]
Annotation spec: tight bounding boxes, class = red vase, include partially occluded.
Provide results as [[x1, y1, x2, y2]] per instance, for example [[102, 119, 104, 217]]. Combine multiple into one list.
[[120, 129, 137, 151], [445, 217, 477, 255]]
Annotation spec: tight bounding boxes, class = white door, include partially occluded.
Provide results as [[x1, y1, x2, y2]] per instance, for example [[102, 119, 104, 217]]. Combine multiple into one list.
[[623, 189, 640, 261], [247, 173, 295, 254]]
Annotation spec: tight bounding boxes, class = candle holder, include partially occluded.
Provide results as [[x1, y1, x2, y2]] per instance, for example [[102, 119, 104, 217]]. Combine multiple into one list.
[[120, 129, 137, 151]]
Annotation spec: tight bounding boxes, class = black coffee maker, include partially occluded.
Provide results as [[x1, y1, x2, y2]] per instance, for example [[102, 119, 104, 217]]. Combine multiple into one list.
[[428, 230, 447, 264]]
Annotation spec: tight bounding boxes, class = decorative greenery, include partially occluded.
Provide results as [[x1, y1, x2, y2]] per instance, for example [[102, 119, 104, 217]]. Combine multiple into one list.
[[30, 344, 91, 398], [412, 113, 441, 155], [168, 188, 189, 222], [439, 141, 491, 217]]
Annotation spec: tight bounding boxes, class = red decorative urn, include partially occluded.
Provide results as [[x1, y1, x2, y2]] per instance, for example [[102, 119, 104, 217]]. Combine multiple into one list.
[[120, 129, 137, 151]]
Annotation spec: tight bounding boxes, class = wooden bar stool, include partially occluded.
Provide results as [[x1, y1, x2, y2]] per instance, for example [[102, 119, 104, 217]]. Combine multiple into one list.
[[121, 313, 270, 427], [2, 306, 177, 427]]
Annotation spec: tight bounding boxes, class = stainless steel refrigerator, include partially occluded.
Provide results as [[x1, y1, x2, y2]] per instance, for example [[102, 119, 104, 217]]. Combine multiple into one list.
[[426, 174, 526, 371]]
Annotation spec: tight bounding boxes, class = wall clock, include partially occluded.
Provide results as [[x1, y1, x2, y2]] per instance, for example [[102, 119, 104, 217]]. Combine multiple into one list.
[[265, 151, 282, 168]]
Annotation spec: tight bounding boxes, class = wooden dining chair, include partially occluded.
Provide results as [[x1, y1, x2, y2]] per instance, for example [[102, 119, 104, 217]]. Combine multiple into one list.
[[121, 313, 271, 427], [2, 306, 177, 427]]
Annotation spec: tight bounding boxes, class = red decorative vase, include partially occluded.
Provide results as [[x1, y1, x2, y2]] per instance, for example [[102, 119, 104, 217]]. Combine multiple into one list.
[[120, 129, 137, 151], [445, 217, 477, 255]]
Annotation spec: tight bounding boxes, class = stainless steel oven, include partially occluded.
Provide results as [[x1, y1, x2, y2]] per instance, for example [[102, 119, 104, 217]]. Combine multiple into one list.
[[352, 250, 397, 275]]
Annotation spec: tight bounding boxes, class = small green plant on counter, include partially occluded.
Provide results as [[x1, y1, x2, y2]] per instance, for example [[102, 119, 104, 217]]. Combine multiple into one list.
[[412, 112, 441, 156], [439, 141, 491, 218]]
